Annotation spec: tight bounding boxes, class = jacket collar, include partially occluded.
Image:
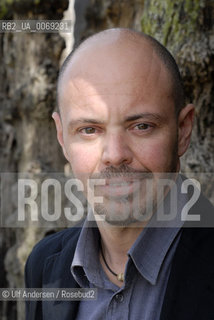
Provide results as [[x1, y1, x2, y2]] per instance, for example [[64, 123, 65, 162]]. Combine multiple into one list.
[[42, 227, 81, 320]]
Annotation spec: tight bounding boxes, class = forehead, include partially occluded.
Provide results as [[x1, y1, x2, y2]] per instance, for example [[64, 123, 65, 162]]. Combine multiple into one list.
[[61, 36, 165, 81], [58, 35, 174, 117]]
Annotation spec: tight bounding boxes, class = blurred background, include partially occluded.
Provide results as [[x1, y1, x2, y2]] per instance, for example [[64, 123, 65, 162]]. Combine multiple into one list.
[[0, 0, 213, 319]]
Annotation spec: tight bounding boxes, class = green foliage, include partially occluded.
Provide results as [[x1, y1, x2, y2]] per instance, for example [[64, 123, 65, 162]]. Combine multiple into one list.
[[0, 0, 41, 18], [141, 0, 205, 48], [0, 0, 13, 19]]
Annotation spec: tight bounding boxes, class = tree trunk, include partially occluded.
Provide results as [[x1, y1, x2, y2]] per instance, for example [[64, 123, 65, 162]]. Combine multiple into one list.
[[141, 0, 214, 199], [0, 1, 68, 319]]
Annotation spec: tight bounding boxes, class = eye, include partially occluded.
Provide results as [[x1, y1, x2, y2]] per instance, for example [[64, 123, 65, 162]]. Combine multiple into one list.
[[134, 123, 151, 131], [79, 127, 97, 134]]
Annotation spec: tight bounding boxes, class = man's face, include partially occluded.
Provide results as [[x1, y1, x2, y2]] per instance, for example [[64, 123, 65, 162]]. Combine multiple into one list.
[[55, 38, 192, 226]]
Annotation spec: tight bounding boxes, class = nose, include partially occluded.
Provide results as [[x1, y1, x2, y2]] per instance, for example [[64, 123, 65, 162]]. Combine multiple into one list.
[[101, 132, 133, 166]]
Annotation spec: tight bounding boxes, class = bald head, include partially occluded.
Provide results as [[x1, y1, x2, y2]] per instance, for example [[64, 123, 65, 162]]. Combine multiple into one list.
[[57, 28, 185, 116]]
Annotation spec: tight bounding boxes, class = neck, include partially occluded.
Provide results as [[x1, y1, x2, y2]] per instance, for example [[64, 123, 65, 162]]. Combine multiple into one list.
[[98, 220, 144, 254], [97, 220, 144, 286]]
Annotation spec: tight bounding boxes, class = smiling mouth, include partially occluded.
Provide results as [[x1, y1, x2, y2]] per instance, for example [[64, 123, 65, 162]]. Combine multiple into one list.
[[88, 171, 154, 199], [95, 179, 140, 198]]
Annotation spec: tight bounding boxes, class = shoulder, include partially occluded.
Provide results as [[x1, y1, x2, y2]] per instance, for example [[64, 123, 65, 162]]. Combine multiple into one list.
[[30, 226, 82, 261], [34, 226, 81, 255], [25, 226, 82, 288], [174, 178, 214, 266], [177, 192, 214, 271]]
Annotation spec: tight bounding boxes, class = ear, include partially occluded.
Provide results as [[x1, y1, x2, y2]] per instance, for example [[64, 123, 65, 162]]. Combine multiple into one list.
[[52, 112, 69, 161], [178, 104, 195, 157]]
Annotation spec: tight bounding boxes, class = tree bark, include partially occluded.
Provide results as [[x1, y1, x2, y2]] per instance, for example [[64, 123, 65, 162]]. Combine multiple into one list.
[[0, 2, 68, 319], [141, 0, 214, 199]]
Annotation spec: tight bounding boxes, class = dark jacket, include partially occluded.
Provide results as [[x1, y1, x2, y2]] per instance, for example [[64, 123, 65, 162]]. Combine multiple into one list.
[[25, 193, 214, 320]]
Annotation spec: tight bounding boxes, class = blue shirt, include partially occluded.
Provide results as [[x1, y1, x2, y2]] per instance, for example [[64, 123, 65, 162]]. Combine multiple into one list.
[[71, 176, 186, 320]]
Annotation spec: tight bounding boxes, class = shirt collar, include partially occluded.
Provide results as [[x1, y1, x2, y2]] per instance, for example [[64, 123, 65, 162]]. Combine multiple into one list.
[[71, 217, 109, 288], [128, 175, 187, 285], [71, 175, 187, 287]]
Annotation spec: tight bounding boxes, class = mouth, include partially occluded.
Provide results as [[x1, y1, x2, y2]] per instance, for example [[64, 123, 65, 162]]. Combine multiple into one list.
[[95, 179, 140, 198]]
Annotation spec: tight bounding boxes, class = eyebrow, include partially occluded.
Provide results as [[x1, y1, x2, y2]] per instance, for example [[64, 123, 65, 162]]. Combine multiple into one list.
[[124, 113, 165, 122], [68, 118, 105, 127], [68, 112, 165, 128]]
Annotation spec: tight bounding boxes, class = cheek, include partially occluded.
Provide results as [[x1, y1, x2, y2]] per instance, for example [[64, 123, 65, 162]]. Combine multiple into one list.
[[65, 143, 100, 175], [134, 135, 178, 172]]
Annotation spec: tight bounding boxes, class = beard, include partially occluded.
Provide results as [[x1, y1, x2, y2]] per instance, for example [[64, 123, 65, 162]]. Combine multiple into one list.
[[94, 192, 153, 227], [88, 146, 179, 227]]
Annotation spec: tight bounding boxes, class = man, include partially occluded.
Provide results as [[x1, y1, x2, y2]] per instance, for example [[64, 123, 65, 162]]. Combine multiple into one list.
[[25, 28, 214, 319]]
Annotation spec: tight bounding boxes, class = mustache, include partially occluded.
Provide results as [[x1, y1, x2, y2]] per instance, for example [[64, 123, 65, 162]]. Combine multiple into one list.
[[90, 165, 153, 180]]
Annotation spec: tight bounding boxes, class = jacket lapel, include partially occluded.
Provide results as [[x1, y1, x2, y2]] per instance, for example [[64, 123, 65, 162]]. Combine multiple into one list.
[[42, 229, 81, 320], [160, 227, 214, 319], [160, 190, 214, 319]]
